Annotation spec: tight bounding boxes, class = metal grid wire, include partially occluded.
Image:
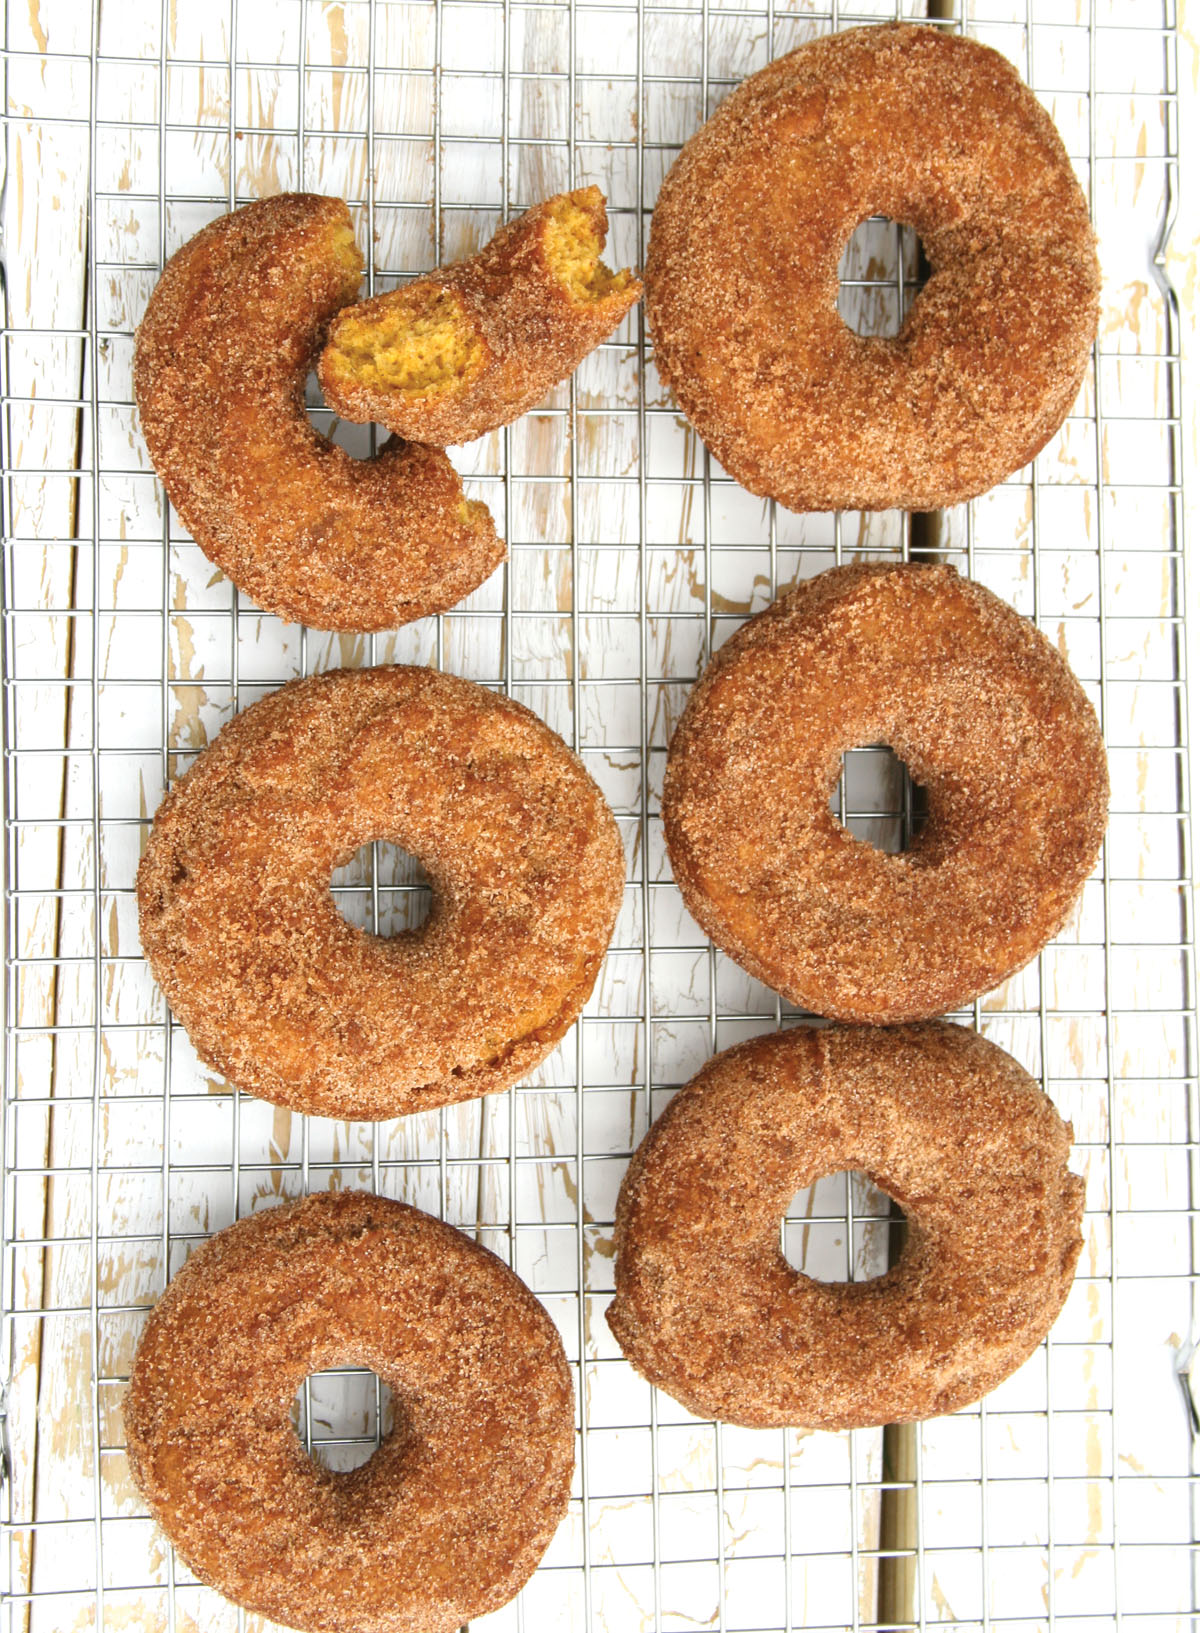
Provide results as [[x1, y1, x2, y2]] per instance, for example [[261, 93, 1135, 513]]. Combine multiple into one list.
[[0, 0, 1195, 1629]]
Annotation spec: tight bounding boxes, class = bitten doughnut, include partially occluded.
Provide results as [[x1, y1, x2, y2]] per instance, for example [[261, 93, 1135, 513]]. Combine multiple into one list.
[[137, 665, 624, 1119], [663, 562, 1108, 1023], [125, 1190, 575, 1633], [608, 1024, 1084, 1428], [135, 193, 503, 631], [646, 23, 1100, 511], [320, 187, 641, 445]]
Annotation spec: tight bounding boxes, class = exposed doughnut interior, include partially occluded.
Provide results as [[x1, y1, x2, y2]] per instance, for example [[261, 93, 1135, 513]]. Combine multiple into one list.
[[543, 195, 634, 304], [324, 284, 485, 398], [330, 219, 365, 280]]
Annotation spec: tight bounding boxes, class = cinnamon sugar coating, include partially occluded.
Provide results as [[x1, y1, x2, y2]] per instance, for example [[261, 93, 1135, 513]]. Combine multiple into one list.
[[608, 1023, 1084, 1429], [137, 665, 624, 1119], [663, 563, 1108, 1023], [134, 193, 503, 631], [319, 187, 642, 445], [646, 23, 1100, 511], [124, 1191, 575, 1633]]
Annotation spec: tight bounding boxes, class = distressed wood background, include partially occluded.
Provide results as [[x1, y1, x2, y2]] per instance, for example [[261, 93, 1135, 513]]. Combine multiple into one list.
[[1, 1, 1196, 1630]]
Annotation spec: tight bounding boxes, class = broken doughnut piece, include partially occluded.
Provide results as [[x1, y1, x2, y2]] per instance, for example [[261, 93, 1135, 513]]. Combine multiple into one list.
[[319, 187, 642, 445]]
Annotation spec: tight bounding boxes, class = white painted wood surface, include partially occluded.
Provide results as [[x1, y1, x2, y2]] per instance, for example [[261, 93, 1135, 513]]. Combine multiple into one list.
[[1, 1, 1194, 1630]]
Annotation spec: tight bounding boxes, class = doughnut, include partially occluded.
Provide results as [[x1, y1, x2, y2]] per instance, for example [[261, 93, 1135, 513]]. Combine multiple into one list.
[[124, 1189, 575, 1633], [137, 664, 624, 1119], [134, 193, 503, 632], [320, 187, 641, 446], [608, 1023, 1084, 1429], [663, 562, 1108, 1024], [646, 23, 1100, 511]]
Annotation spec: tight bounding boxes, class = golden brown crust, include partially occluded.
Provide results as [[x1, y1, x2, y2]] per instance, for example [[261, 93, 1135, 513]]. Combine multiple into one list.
[[124, 1190, 575, 1633], [646, 24, 1100, 511], [319, 187, 642, 445], [137, 665, 624, 1119], [608, 1023, 1085, 1429], [662, 563, 1108, 1023], [134, 193, 504, 631]]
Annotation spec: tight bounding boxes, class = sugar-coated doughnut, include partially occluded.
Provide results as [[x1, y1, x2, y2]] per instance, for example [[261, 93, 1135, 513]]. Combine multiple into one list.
[[125, 1190, 575, 1633], [608, 1023, 1084, 1429], [137, 665, 624, 1119], [646, 24, 1100, 511], [320, 187, 641, 446], [663, 562, 1108, 1023], [135, 193, 502, 631]]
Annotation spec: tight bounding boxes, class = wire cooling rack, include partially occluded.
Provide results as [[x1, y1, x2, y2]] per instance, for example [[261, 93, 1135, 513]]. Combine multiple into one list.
[[0, 0, 1195, 1629]]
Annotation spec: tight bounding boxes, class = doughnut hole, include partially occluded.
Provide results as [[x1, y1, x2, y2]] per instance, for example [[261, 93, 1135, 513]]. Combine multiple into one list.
[[782, 1169, 902, 1284], [837, 216, 925, 338], [830, 744, 928, 855], [331, 841, 434, 936], [290, 1365, 396, 1474]]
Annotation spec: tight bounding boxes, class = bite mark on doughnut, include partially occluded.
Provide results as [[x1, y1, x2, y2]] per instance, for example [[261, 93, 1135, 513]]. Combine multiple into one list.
[[543, 192, 637, 305]]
